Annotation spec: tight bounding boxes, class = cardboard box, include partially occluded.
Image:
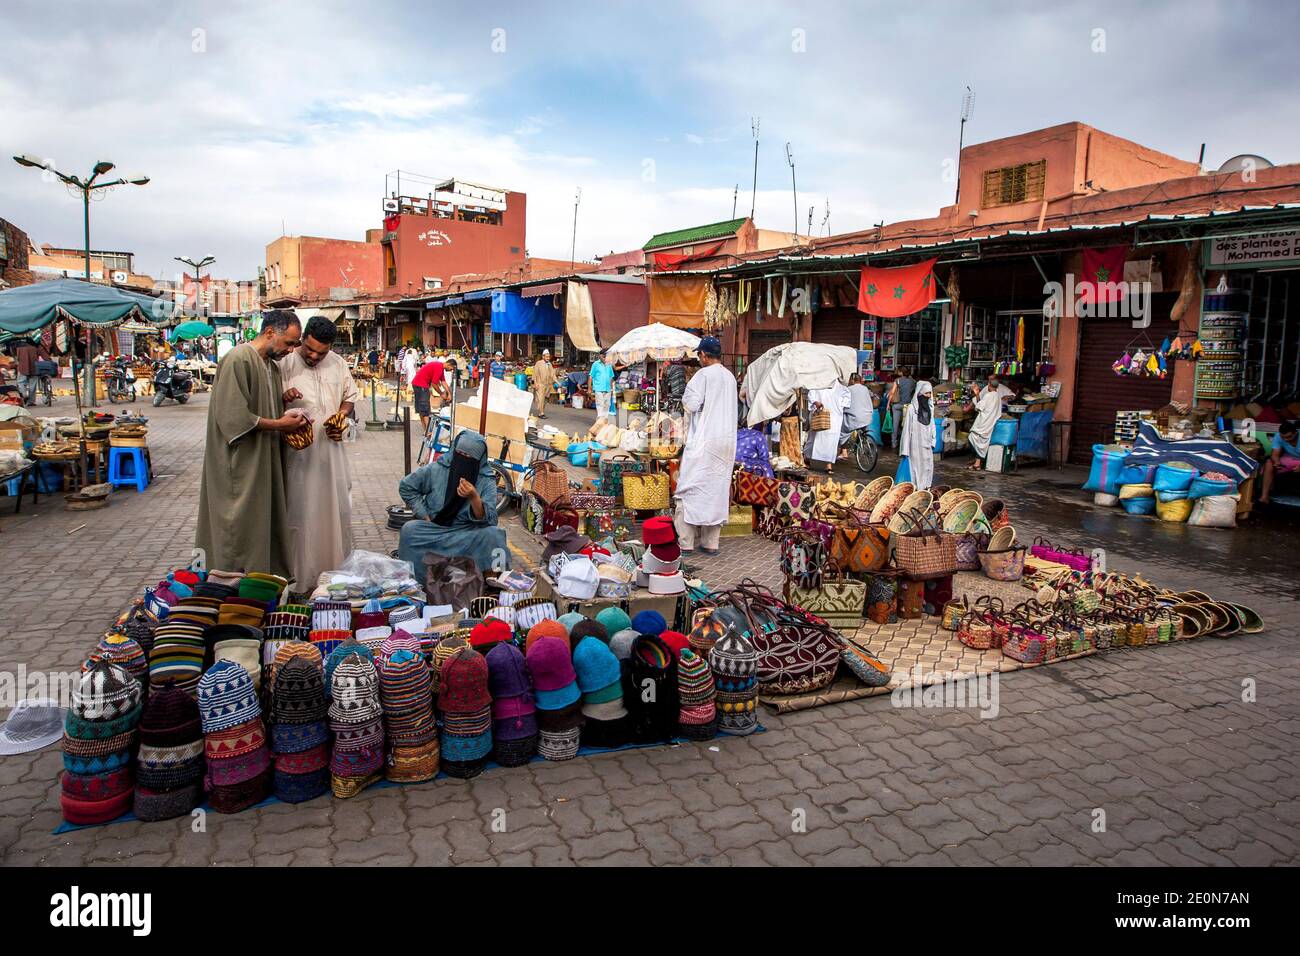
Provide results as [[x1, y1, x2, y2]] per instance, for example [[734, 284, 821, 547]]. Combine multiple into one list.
[[454, 403, 527, 442]]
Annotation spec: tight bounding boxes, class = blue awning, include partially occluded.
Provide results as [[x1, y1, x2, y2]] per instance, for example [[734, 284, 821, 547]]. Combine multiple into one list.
[[490, 290, 564, 335], [464, 289, 494, 301]]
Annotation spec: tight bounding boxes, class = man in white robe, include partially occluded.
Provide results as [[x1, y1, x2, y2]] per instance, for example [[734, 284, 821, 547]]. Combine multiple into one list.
[[805, 380, 851, 474], [673, 336, 737, 556], [279, 316, 360, 591], [898, 380, 936, 490], [966, 376, 1004, 469]]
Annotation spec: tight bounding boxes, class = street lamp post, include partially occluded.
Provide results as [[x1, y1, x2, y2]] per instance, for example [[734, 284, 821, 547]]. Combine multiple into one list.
[[175, 255, 216, 317], [12, 155, 149, 408]]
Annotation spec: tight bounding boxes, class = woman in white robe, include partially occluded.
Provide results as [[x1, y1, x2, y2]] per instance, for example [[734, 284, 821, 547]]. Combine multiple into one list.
[[898, 380, 936, 490], [805, 381, 850, 474], [966, 386, 1003, 469], [673, 342, 738, 554]]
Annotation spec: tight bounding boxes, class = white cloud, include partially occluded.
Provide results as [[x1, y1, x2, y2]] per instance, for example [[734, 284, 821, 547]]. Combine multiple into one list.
[[335, 86, 471, 119]]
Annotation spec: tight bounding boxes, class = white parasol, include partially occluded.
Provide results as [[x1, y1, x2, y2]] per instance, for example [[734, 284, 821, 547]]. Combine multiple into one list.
[[603, 323, 701, 365]]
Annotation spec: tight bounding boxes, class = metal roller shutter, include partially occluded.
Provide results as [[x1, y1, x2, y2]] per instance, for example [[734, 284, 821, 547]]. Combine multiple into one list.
[[1071, 314, 1174, 462]]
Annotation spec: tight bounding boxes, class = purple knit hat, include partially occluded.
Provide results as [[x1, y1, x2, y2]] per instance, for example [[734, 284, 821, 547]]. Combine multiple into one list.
[[486, 643, 533, 698], [526, 636, 576, 693]]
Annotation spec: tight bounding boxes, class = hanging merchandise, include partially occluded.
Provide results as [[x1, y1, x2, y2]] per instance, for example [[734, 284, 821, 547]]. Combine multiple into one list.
[[1112, 351, 1131, 376], [944, 345, 969, 369], [736, 279, 752, 315], [1015, 316, 1025, 362]]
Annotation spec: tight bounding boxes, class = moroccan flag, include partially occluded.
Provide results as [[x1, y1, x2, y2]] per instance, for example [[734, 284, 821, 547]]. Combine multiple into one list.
[[1078, 246, 1129, 305], [856, 258, 937, 317]]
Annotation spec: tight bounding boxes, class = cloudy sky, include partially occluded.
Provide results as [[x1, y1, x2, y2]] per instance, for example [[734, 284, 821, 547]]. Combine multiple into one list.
[[2, 0, 1296, 282]]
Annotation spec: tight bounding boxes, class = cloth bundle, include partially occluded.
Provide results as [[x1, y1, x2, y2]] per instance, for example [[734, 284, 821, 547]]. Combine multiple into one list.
[[133, 686, 204, 821], [271, 658, 331, 803], [329, 653, 385, 797], [61, 663, 144, 825], [198, 660, 272, 813], [438, 648, 493, 777], [378, 647, 438, 783]]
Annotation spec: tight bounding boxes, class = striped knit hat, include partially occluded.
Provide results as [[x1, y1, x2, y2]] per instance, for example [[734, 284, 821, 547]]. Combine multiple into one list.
[[71, 662, 143, 722], [197, 660, 261, 733]]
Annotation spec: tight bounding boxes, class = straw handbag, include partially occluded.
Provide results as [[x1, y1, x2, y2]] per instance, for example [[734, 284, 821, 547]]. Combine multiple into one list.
[[893, 518, 957, 581], [810, 406, 831, 432], [529, 460, 570, 504], [622, 471, 670, 510], [824, 504, 890, 574]]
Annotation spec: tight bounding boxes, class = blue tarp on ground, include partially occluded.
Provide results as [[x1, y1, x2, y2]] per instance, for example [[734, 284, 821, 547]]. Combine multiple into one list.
[[490, 290, 563, 335]]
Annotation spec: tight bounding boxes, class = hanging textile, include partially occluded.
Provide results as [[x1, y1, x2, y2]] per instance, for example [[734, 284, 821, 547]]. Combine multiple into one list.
[[647, 276, 710, 329], [564, 281, 600, 351], [1015, 316, 1025, 362], [651, 242, 724, 271], [855, 258, 937, 318], [1078, 246, 1129, 306], [587, 279, 649, 346], [489, 290, 563, 335]]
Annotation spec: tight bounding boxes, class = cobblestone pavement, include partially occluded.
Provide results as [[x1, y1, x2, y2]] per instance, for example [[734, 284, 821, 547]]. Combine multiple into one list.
[[1, 392, 1297, 866]]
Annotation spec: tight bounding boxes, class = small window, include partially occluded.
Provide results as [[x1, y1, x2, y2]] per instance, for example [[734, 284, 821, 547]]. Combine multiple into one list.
[[981, 160, 1046, 207], [383, 243, 397, 286]]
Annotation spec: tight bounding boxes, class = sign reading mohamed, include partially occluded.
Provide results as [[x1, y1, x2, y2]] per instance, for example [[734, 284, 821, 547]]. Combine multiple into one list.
[[1204, 230, 1300, 270]]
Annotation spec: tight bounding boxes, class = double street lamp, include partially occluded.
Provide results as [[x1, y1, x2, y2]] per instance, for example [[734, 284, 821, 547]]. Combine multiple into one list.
[[175, 255, 216, 317], [12, 155, 150, 407]]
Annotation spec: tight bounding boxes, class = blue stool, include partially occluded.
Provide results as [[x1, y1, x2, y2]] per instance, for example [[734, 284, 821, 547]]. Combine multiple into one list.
[[108, 447, 150, 492]]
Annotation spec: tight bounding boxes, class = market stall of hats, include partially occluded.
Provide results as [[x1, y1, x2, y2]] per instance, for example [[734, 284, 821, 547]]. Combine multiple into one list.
[[57, 537, 769, 829]]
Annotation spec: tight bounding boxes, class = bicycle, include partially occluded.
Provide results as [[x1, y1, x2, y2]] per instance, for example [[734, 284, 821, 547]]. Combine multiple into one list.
[[841, 425, 879, 474]]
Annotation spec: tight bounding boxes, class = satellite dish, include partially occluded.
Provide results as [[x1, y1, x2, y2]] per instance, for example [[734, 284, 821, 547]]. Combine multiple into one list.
[[1217, 153, 1273, 174]]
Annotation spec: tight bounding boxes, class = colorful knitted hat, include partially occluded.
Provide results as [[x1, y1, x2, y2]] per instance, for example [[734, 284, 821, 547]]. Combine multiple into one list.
[[526, 636, 577, 693], [525, 619, 569, 653], [273, 658, 328, 725], [71, 662, 142, 722], [196, 660, 261, 733], [708, 632, 758, 679], [659, 630, 690, 658], [486, 643, 533, 699], [631, 610, 667, 637], [572, 637, 621, 694], [83, 633, 147, 687], [137, 686, 202, 748], [688, 612, 726, 657], [470, 618, 512, 653], [570, 619, 609, 647], [328, 654, 382, 724], [537, 725, 581, 762], [438, 648, 491, 714], [676, 649, 716, 706], [595, 607, 632, 637], [324, 638, 368, 697]]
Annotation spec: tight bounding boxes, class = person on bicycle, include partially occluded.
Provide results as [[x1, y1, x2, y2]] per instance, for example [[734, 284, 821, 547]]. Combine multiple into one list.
[[843, 373, 875, 434]]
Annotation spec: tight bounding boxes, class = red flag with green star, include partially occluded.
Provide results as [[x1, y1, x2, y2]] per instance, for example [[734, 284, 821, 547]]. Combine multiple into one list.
[[856, 258, 937, 317], [1078, 245, 1129, 305]]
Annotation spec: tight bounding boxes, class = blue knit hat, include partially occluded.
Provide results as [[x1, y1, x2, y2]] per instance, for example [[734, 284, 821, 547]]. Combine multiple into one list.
[[572, 637, 621, 694], [558, 612, 585, 635], [533, 682, 580, 711], [631, 610, 667, 637]]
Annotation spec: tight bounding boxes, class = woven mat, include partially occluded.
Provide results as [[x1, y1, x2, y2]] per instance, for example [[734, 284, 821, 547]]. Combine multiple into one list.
[[761, 615, 1096, 713]]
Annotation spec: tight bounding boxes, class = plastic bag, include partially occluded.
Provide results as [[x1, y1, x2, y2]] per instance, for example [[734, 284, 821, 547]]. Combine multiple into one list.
[[1082, 444, 1128, 494]]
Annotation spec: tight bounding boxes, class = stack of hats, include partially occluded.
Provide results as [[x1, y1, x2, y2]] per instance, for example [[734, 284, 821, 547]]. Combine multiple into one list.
[[133, 686, 204, 821], [487, 643, 537, 767], [708, 632, 759, 736], [209, 624, 264, 692], [218, 594, 270, 631], [61, 662, 143, 825], [198, 660, 272, 812], [270, 658, 331, 803], [205, 568, 245, 590], [527, 636, 582, 761], [626, 635, 679, 743], [639, 516, 685, 594], [328, 654, 385, 797], [148, 600, 215, 697], [269, 638, 323, 692], [388, 604, 421, 631], [378, 648, 438, 783], [262, 603, 310, 687], [83, 631, 148, 692], [687, 611, 726, 658], [325, 638, 368, 699], [237, 572, 286, 606], [312, 598, 354, 633], [573, 636, 629, 748], [309, 628, 350, 666], [439, 648, 492, 778], [675, 649, 718, 741]]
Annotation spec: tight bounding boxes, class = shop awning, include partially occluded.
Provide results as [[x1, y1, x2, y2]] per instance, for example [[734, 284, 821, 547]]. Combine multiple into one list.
[[0, 278, 172, 334], [490, 290, 564, 335], [520, 282, 564, 298], [647, 275, 709, 330], [586, 277, 649, 346], [463, 289, 494, 301]]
